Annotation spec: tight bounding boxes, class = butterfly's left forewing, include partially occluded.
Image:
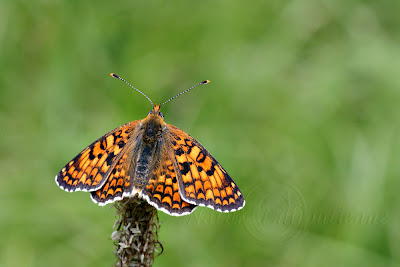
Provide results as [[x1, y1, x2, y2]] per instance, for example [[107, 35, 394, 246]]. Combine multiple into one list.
[[55, 121, 140, 192], [166, 125, 245, 213]]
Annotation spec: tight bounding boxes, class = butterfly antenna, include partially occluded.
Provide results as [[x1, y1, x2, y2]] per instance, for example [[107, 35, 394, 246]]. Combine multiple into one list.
[[160, 80, 210, 108], [110, 73, 153, 107]]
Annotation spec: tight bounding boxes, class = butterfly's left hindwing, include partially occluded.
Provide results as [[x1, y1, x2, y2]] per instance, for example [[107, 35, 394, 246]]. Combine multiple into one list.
[[90, 143, 140, 205], [55, 121, 139, 192], [166, 125, 245, 213]]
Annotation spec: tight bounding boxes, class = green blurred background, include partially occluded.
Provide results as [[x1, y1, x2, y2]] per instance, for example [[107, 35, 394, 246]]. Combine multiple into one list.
[[1, 0, 400, 266]]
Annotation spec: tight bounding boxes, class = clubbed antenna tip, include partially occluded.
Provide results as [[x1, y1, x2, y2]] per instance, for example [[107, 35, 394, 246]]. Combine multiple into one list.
[[110, 73, 120, 79], [110, 73, 154, 107], [160, 79, 211, 108]]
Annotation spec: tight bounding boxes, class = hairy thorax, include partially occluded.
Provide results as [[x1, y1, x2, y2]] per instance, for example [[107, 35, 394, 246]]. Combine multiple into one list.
[[141, 114, 165, 144]]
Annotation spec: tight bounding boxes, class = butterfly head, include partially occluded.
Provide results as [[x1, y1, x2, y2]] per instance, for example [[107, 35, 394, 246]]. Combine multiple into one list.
[[142, 103, 165, 128], [147, 103, 164, 119]]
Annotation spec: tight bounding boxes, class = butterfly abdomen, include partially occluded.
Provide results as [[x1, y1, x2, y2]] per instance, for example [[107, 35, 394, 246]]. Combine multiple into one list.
[[134, 142, 158, 186], [134, 115, 165, 187]]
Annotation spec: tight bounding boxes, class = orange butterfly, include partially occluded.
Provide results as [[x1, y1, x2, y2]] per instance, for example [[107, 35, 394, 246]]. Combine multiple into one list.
[[55, 73, 245, 216]]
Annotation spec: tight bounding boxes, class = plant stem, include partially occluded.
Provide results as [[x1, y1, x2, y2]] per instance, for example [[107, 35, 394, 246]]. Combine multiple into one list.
[[112, 198, 161, 267]]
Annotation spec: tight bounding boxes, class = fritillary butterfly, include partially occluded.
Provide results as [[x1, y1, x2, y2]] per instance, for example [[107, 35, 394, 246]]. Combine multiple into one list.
[[55, 74, 245, 216]]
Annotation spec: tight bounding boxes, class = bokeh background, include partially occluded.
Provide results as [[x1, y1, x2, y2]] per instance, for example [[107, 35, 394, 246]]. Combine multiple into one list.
[[1, 0, 400, 266]]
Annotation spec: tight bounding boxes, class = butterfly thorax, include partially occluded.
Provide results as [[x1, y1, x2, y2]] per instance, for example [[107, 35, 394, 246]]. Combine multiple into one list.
[[141, 107, 165, 144]]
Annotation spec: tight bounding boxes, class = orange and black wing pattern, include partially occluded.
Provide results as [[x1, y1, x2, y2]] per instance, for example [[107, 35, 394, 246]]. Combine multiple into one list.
[[55, 121, 139, 192], [166, 125, 245, 213], [141, 143, 197, 216], [90, 145, 140, 205]]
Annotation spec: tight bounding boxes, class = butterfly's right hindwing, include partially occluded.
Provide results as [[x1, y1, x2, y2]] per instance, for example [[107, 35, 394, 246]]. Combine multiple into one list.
[[55, 121, 140, 192], [140, 139, 198, 216]]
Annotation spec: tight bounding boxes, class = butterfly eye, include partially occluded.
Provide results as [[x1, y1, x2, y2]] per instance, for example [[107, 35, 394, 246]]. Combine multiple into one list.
[[148, 111, 152, 115], [159, 112, 164, 118]]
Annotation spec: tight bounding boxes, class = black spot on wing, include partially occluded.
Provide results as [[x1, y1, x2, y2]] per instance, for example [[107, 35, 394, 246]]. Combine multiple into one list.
[[206, 162, 216, 176], [186, 145, 192, 155], [175, 147, 184, 156], [100, 140, 107, 150], [196, 152, 205, 163], [117, 140, 125, 148], [105, 153, 114, 166], [179, 161, 191, 175]]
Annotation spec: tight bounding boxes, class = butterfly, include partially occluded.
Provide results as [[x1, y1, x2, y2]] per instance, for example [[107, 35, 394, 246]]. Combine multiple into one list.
[[55, 73, 245, 216]]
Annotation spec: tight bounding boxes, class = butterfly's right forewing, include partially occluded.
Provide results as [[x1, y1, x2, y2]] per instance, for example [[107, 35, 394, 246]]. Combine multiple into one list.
[[166, 125, 245, 213]]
